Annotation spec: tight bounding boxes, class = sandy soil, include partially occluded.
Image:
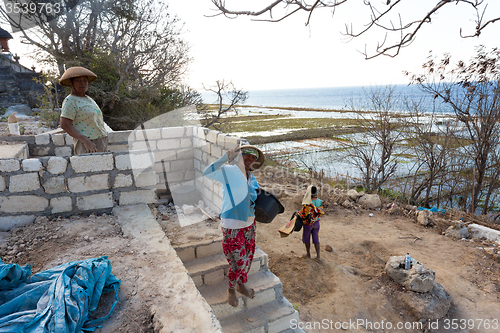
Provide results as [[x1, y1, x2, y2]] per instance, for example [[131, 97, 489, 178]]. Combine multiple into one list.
[[1, 167, 499, 333]]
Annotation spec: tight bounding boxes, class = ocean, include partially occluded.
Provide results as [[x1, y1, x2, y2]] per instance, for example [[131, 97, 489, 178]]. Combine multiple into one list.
[[242, 84, 452, 113]]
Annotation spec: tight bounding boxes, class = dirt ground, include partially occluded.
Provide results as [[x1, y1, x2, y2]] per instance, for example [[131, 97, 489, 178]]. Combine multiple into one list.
[[1, 169, 500, 332], [254, 169, 500, 333]]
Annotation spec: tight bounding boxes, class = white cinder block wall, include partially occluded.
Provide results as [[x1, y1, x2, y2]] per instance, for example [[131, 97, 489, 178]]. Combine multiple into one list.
[[0, 126, 240, 230]]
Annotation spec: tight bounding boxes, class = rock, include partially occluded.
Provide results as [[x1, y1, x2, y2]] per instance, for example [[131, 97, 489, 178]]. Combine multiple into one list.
[[450, 220, 465, 229], [358, 194, 381, 209], [6, 104, 33, 117], [445, 226, 469, 239], [347, 189, 362, 201], [417, 210, 431, 226], [385, 256, 436, 293], [398, 282, 451, 320], [325, 244, 333, 252], [342, 200, 354, 208]]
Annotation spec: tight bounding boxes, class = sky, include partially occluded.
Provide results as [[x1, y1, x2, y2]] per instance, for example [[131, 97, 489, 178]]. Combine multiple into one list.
[[5, 0, 500, 91]]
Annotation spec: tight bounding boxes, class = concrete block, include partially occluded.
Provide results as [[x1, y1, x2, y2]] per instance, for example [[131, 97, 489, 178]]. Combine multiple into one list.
[[191, 275, 203, 288], [119, 189, 156, 206], [154, 150, 177, 162], [31, 147, 50, 156], [0, 176, 5, 192], [268, 311, 299, 333], [249, 260, 262, 276], [216, 133, 225, 146], [107, 144, 129, 152], [55, 146, 72, 157], [47, 156, 68, 175], [203, 269, 225, 285], [9, 173, 40, 192], [70, 153, 114, 173], [157, 139, 181, 150], [108, 130, 133, 144], [35, 133, 50, 145], [196, 127, 207, 140], [22, 158, 43, 172], [177, 149, 194, 160], [184, 170, 195, 182], [51, 133, 65, 146], [211, 145, 222, 158], [164, 171, 184, 183], [161, 127, 185, 138], [135, 128, 161, 141], [207, 130, 218, 143], [50, 196, 73, 213], [130, 152, 154, 170], [245, 288, 276, 309], [113, 174, 133, 188], [176, 247, 196, 262], [180, 138, 192, 148], [68, 174, 109, 193], [171, 159, 194, 172], [201, 143, 210, 154], [77, 192, 114, 211], [194, 149, 202, 160], [135, 170, 157, 187], [196, 241, 222, 259], [131, 140, 156, 151], [224, 135, 239, 148], [65, 135, 74, 145], [0, 195, 48, 213], [0, 159, 20, 172], [43, 176, 67, 194], [115, 154, 132, 170], [0, 215, 36, 231]]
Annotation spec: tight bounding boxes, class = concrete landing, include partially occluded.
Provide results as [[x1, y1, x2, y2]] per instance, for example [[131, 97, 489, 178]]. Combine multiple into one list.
[[112, 203, 222, 333]]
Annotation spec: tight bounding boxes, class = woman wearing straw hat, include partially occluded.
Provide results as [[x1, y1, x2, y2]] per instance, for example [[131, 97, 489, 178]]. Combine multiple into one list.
[[59, 66, 108, 155], [203, 144, 265, 307]]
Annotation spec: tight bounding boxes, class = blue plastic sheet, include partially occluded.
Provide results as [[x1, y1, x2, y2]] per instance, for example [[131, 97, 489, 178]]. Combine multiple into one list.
[[0, 256, 120, 332], [417, 206, 446, 214]]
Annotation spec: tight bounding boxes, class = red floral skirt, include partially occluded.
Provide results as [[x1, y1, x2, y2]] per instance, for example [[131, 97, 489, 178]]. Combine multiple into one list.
[[222, 221, 256, 289]]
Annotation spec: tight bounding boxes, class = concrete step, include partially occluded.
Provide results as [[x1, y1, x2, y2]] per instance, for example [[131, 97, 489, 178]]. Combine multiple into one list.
[[219, 298, 301, 333], [185, 247, 269, 287], [198, 269, 283, 319], [174, 237, 223, 263]]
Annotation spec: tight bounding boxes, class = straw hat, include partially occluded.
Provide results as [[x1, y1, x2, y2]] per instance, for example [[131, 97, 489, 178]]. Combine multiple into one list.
[[59, 67, 97, 87], [238, 145, 265, 170]]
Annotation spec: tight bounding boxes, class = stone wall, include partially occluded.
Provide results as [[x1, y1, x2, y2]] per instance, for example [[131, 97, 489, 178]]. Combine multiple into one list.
[[0, 126, 241, 230]]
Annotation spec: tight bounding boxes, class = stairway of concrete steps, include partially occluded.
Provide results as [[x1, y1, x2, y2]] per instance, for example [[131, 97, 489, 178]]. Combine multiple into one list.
[[174, 237, 304, 333]]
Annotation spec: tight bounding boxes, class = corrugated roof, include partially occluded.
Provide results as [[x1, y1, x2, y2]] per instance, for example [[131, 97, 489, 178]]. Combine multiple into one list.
[[0, 27, 13, 39]]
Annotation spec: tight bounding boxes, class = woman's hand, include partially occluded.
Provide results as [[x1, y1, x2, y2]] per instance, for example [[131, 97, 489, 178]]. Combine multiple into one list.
[[82, 137, 98, 153], [226, 147, 240, 161]]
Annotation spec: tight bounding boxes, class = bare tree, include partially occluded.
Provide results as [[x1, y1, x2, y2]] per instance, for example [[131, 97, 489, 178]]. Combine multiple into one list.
[[199, 80, 248, 130], [341, 86, 406, 192], [407, 46, 500, 214], [209, 0, 498, 59]]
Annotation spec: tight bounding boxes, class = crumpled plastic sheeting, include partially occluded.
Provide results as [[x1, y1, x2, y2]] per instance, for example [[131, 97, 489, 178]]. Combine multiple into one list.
[[0, 256, 120, 332]]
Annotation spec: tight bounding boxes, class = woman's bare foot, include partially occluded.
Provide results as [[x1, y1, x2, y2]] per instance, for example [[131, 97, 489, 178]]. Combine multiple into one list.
[[227, 288, 238, 307], [302, 253, 311, 258], [236, 283, 255, 299]]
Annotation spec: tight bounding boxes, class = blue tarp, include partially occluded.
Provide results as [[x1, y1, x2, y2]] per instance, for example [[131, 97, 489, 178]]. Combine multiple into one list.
[[0, 256, 120, 332], [417, 206, 446, 214]]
